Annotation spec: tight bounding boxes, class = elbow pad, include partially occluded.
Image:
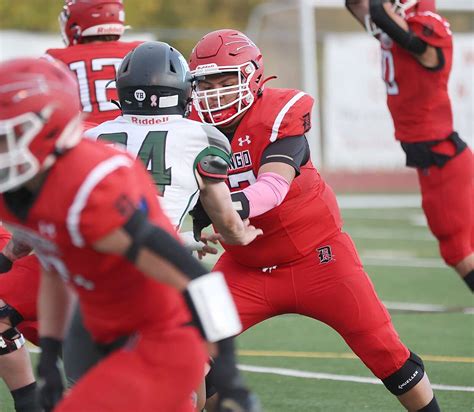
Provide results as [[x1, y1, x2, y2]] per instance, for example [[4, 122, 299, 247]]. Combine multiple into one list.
[[183, 272, 242, 342], [370, 1, 428, 54], [197, 154, 229, 181]]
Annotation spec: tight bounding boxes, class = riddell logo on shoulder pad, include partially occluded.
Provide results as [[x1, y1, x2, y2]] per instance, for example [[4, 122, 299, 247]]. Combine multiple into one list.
[[131, 116, 169, 125]]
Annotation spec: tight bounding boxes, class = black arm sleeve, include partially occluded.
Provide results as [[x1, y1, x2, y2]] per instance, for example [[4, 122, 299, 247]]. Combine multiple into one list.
[[369, 0, 428, 55], [123, 209, 207, 279], [260, 135, 310, 176]]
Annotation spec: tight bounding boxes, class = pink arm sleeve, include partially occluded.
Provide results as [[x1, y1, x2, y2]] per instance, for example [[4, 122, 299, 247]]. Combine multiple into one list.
[[242, 172, 290, 218]]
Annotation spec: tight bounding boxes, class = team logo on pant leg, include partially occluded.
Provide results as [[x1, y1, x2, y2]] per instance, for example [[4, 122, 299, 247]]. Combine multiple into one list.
[[316, 246, 332, 264]]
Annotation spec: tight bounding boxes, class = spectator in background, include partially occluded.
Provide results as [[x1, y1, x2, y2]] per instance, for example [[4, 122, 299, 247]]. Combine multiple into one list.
[[346, 0, 473, 291]]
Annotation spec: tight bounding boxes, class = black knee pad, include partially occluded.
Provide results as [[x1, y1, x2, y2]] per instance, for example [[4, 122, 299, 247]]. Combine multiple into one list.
[[0, 327, 26, 355], [382, 351, 425, 396], [0, 303, 24, 327]]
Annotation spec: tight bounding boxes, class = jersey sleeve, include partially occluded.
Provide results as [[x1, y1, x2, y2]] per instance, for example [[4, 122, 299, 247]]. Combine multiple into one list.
[[407, 14, 452, 48], [72, 156, 145, 246], [270, 91, 314, 141]]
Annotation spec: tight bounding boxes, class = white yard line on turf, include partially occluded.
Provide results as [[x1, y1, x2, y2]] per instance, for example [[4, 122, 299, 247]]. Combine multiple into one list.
[[361, 255, 446, 268], [349, 228, 433, 241], [383, 301, 474, 315], [337, 194, 421, 209], [238, 365, 474, 392]]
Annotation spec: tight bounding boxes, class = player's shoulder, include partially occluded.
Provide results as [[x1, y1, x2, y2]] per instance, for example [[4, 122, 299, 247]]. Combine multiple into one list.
[[45, 40, 140, 61], [251, 88, 314, 141], [84, 116, 127, 140], [407, 11, 452, 47], [44, 46, 68, 60], [186, 119, 231, 155]]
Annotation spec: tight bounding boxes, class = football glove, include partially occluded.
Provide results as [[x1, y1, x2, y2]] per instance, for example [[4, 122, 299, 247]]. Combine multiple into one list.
[[189, 198, 212, 241], [37, 337, 64, 412]]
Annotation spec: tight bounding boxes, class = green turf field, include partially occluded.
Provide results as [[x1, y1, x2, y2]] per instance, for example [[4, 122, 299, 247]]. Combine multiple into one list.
[[1, 195, 473, 411]]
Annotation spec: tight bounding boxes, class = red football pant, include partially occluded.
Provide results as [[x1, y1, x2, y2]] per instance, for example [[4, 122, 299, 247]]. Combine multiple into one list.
[[215, 231, 409, 380], [56, 326, 207, 412], [0, 254, 40, 345], [417, 147, 473, 266]]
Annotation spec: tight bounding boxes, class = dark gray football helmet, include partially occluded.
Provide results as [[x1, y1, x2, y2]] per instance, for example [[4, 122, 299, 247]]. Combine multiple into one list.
[[116, 41, 193, 116]]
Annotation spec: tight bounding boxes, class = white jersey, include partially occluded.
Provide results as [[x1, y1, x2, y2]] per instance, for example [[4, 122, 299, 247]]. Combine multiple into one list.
[[85, 114, 231, 228]]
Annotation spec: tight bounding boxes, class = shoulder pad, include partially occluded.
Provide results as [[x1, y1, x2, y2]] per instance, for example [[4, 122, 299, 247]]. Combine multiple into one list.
[[200, 124, 231, 156], [268, 90, 314, 142], [407, 12, 452, 48]]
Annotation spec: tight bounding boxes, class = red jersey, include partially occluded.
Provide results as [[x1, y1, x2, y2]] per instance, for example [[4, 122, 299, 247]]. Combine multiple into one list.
[[46, 41, 141, 124], [0, 140, 189, 343], [213, 88, 342, 268], [381, 12, 453, 142]]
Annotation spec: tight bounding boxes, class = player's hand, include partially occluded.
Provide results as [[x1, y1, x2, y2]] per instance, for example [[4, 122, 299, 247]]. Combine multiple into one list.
[[197, 235, 219, 260], [221, 219, 263, 246], [37, 337, 64, 412], [218, 388, 262, 412]]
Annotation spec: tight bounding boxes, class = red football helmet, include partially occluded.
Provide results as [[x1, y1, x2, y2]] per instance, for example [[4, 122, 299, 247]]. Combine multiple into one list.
[[392, 0, 436, 17], [189, 29, 264, 126], [0, 58, 82, 192], [59, 0, 125, 46]]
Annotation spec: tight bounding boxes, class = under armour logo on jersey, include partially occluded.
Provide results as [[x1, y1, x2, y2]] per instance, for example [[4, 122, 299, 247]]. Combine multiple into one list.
[[317, 246, 333, 264], [238, 135, 251, 146]]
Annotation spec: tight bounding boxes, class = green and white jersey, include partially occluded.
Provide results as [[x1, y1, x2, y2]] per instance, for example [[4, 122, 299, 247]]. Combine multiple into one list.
[[85, 114, 231, 229]]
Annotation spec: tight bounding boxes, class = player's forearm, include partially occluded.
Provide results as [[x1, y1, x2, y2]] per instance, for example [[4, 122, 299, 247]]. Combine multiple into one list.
[[2, 237, 33, 262], [93, 224, 207, 287], [370, 0, 409, 31], [135, 249, 190, 291], [199, 181, 247, 244], [38, 269, 75, 340]]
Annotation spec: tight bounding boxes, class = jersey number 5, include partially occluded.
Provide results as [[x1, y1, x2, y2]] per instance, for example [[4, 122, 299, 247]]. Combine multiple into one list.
[[98, 131, 172, 195]]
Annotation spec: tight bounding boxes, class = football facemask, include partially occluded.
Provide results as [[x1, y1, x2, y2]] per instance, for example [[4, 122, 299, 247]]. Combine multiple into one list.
[[192, 63, 257, 126], [0, 113, 43, 192]]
